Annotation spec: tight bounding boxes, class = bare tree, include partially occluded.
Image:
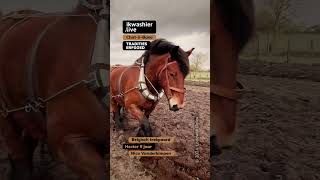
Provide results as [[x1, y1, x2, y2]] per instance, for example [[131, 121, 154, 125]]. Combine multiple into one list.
[[265, 0, 294, 53], [269, 0, 294, 34], [190, 52, 207, 72]]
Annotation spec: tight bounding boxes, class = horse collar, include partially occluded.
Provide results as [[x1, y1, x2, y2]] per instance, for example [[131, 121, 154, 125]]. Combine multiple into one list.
[[138, 57, 164, 102]]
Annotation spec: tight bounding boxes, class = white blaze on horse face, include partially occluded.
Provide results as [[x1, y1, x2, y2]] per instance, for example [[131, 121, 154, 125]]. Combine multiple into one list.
[[169, 96, 184, 109]]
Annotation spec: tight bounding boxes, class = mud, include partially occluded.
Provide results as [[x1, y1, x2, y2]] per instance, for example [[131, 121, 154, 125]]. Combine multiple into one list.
[[111, 84, 211, 180], [213, 60, 320, 180]]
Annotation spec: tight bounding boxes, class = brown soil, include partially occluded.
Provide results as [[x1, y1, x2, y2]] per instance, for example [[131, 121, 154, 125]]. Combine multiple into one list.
[[0, 142, 77, 180], [213, 60, 320, 180], [239, 59, 320, 82], [111, 85, 211, 180]]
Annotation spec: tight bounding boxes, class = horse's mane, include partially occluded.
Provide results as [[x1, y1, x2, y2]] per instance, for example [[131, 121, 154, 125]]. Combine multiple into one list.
[[142, 39, 189, 77]]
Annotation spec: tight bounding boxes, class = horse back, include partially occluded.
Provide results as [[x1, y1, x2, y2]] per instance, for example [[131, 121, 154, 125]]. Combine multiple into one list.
[[0, 12, 99, 140], [0, 15, 58, 106], [0, 14, 97, 107]]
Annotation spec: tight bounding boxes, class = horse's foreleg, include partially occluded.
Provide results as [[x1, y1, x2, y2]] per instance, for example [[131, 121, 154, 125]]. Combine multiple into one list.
[[47, 88, 108, 180], [126, 104, 152, 137], [212, 5, 239, 150], [0, 116, 35, 180], [144, 107, 161, 137]]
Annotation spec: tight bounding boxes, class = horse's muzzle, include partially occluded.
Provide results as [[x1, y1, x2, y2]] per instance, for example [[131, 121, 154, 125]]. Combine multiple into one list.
[[168, 98, 184, 111], [169, 104, 179, 111]]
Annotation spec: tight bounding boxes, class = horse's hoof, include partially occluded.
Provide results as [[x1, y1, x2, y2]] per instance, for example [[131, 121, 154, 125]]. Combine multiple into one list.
[[210, 135, 222, 157], [144, 128, 153, 137], [137, 128, 145, 137], [115, 121, 125, 130], [211, 146, 222, 157], [121, 118, 129, 130], [136, 128, 153, 137], [152, 129, 161, 137], [115, 124, 124, 130]]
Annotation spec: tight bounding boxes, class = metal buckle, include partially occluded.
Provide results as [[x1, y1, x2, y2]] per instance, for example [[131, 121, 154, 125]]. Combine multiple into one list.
[[24, 99, 45, 113]]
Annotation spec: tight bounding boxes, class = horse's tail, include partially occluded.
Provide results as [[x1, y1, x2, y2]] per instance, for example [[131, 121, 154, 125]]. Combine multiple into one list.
[[215, 0, 255, 50]]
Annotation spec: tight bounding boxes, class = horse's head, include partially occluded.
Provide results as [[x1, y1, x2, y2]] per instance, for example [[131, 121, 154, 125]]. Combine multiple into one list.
[[157, 46, 194, 111]]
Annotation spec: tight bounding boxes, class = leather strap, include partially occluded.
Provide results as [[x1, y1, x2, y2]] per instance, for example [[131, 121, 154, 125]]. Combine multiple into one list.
[[169, 87, 186, 93], [27, 18, 61, 106], [211, 84, 239, 100], [0, 17, 30, 111], [158, 59, 186, 96]]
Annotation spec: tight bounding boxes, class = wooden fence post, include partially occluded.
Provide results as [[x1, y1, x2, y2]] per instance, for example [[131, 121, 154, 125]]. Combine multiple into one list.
[[256, 36, 260, 60], [286, 39, 290, 63]]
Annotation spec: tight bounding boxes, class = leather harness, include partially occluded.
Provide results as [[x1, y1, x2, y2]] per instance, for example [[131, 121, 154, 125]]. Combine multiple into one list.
[[211, 84, 239, 100], [158, 57, 186, 100], [111, 55, 186, 102], [0, 0, 110, 118]]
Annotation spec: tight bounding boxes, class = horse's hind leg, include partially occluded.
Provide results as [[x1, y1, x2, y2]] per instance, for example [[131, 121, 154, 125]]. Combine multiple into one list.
[[111, 101, 125, 129], [56, 135, 107, 180], [137, 117, 152, 137], [47, 88, 108, 180], [0, 116, 36, 180]]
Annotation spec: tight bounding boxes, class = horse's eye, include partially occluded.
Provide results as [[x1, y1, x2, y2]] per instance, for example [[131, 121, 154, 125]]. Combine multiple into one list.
[[170, 73, 175, 77]]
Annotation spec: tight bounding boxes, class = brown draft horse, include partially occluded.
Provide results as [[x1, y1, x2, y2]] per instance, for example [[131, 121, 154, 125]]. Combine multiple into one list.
[[211, 0, 255, 156], [0, 0, 109, 179], [111, 39, 194, 136]]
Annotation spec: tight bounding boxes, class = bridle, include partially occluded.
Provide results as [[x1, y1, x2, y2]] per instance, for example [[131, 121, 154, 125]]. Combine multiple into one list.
[[157, 57, 186, 100]]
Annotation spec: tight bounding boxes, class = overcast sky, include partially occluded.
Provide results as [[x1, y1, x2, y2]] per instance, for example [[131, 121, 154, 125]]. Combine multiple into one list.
[[0, 0, 210, 68], [110, 0, 210, 67]]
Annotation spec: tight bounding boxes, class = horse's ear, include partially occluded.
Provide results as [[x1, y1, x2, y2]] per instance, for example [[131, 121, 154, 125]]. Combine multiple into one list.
[[186, 48, 195, 57], [172, 46, 180, 53]]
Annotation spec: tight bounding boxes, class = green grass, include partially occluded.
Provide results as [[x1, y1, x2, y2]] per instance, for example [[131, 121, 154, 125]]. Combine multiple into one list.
[[241, 55, 320, 65], [186, 71, 210, 82], [242, 33, 320, 65]]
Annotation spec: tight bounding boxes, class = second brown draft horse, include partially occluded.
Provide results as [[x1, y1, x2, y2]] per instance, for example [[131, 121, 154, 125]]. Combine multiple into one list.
[[111, 39, 194, 136], [211, 0, 255, 156]]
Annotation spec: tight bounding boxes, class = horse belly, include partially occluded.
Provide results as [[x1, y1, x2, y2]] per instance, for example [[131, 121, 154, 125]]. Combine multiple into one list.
[[0, 17, 56, 106], [0, 18, 56, 136]]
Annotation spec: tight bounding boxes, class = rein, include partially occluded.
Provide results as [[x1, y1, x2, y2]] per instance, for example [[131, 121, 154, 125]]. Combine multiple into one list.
[[211, 84, 239, 100], [0, 79, 95, 118]]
